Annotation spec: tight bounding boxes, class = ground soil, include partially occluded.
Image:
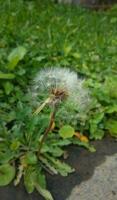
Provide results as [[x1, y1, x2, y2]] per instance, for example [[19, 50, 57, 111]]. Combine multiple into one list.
[[0, 136, 117, 200]]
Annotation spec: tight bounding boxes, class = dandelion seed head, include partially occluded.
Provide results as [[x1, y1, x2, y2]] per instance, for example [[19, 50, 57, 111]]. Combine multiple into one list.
[[32, 67, 91, 112], [34, 67, 78, 95]]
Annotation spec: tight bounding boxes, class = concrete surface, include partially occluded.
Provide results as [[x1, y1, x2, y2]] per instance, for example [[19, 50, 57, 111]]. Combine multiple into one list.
[[67, 153, 117, 200]]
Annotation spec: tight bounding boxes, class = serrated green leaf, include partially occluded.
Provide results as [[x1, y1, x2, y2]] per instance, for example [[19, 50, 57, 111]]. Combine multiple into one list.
[[52, 139, 71, 147], [35, 183, 54, 200], [24, 167, 36, 193], [45, 154, 74, 176], [49, 146, 64, 157], [39, 156, 58, 175], [42, 145, 64, 157], [59, 125, 75, 139], [0, 164, 15, 186], [72, 139, 96, 152], [36, 171, 46, 189]]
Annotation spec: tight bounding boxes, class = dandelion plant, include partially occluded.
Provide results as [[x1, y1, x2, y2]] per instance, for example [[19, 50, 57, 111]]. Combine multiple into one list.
[[32, 67, 91, 154]]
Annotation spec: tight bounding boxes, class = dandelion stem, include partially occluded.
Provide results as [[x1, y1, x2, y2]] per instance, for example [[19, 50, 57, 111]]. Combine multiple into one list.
[[38, 105, 56, 157]]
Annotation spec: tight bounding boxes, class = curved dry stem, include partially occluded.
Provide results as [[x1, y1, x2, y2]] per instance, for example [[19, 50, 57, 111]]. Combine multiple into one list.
[[37, 106, 56, 157]]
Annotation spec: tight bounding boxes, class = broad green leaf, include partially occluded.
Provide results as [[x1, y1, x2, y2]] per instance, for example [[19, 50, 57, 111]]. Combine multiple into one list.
[[105, 119, 117, 137], [35, 183, 54, 200], [0, 152, 14, 164], [7, 46, 27, 70], [59, 125, 75, 139], [0, 164, 15, 186], [0, 72, 15, 79]]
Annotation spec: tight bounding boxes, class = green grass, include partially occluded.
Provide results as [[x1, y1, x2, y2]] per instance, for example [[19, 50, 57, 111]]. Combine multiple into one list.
[[0, 0, 117, 73]]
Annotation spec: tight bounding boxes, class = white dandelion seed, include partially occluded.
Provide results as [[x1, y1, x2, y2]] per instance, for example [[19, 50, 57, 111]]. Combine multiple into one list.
[[31, 67, 91, 117]]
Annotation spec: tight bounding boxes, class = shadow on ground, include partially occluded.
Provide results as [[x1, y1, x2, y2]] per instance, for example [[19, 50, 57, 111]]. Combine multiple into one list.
[[0, 136, 117, 200]]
